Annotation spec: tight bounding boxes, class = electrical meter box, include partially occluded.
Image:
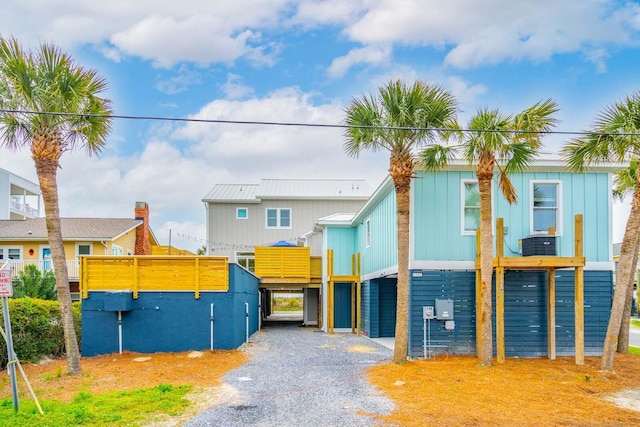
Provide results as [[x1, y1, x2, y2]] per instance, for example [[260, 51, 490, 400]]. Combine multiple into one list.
[[435, 299, 454, 320], [423, 306, 435, 320]]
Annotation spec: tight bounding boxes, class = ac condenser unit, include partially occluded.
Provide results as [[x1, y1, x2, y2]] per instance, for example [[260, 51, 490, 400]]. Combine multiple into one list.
[[521, 235, 556, 256]]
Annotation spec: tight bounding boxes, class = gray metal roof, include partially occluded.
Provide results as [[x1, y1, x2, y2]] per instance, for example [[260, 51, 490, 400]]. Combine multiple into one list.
[[0, 218, 142, 241], [203, 179, 373, 202]]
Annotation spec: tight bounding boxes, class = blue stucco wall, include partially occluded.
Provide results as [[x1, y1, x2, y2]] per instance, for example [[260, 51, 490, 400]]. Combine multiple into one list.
[[407, 269, 612, 359], [81, 263, 259, 357]]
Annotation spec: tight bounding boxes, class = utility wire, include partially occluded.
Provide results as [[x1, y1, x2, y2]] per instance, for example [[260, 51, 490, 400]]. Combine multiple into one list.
[[2, 108, 640, 137]]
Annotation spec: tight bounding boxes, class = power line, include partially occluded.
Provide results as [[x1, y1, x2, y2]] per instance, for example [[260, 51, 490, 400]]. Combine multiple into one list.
[[2, 108, 640, 137]]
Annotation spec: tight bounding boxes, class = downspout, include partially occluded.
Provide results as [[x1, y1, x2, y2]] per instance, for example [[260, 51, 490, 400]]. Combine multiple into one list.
[[118, 311, 123, 354], [210, 303, 214, 350], [100, 241, 108, 255], [245, 302, 249, 343]]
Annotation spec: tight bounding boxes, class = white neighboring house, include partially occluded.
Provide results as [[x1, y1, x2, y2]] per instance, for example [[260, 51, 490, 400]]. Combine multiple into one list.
[[0, 168, 41, 220], [202, 178, 373, 266]]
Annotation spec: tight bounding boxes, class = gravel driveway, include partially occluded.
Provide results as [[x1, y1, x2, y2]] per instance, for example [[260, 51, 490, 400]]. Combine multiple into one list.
[[186, 323, 394, 426]]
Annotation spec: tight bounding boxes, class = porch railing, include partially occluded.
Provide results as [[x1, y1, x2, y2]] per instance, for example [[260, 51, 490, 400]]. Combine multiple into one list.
[[5, 260, 80, 280]]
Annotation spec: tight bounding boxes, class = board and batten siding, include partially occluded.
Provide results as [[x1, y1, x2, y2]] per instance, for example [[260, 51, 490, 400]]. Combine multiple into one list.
[[325, 227, 356, 276], [412, 170, 611, 262], [207, 198, 367, 259], [355, 188, 398, 276]]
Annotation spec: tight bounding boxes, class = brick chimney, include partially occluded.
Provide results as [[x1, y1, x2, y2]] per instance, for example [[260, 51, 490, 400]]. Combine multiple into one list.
[[134, 201, 151, 255]]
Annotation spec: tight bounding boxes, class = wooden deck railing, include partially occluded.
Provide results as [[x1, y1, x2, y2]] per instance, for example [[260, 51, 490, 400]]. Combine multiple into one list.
[[80, 256, 229, 299], [254, 246, 311, 283], [5, 260, 79, 279]]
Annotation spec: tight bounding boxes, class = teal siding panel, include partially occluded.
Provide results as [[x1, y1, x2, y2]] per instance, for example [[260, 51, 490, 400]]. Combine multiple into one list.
[[379, 280, 397, 337], [361, 280, 373, 337], [412, 170, 611, 262], [358, 189, 397, 275], [327, 227, 356, 276]]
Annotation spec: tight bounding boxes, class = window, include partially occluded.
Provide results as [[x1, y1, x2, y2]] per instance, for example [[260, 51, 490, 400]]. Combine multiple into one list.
[[0, 247, 22, 261], [77, 243, 92, 256], [265, 208, 292, 229], [365, 219, 371, 248], [236, 252, 255, 272], [532, 181, 560, 234], [111, 245, 123, 255], [236, 207, 248, 219], [462, 180, 480, 234]]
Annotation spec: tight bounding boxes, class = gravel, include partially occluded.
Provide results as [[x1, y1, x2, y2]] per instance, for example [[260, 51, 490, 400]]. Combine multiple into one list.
[[185, 323, 395, 426]]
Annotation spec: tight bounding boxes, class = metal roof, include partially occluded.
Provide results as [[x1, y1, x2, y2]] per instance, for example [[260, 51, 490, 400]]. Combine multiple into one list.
[[203, 179, 373, 202], [0, 218, 142, 241]]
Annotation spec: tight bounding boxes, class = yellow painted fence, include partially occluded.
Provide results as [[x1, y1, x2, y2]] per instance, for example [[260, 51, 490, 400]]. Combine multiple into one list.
[[80, 256, 229, 299]]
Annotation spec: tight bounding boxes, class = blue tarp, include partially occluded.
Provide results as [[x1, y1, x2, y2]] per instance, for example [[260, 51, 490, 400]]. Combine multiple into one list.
[[270, 240, 297, 247]]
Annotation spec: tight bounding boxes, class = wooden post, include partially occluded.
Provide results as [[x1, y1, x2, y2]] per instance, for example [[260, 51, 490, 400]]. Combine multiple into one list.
[[133, 257, 139, 299], [574, 214, 584, 365], [81, 257, 88, 299], [547, 268, 556, 360], [357, 253, 362, 336], [194, 257, 201, 299], [328, 249, 334, 334], [475, 228, 482, 358], [351, 255, 356, 333], [496, 218, 505, 363]]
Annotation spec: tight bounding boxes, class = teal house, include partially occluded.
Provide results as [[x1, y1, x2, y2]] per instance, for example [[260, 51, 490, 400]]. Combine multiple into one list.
[[317, 159, 618, 359]]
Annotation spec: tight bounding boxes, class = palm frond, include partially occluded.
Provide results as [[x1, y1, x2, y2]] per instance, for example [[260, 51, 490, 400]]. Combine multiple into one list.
[[419, 144, 458, 171]]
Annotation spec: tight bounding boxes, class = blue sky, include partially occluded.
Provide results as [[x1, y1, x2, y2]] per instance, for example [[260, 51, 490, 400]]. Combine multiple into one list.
[[1, 0, 639, 251]]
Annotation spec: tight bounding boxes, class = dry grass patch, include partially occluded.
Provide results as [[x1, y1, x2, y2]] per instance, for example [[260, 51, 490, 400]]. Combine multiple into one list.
[[368, 354, 640, 426], [0, 350, 247, 403]]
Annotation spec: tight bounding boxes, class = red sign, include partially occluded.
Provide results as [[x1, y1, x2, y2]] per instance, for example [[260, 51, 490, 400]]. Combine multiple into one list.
[[0, 270, 12, 298]]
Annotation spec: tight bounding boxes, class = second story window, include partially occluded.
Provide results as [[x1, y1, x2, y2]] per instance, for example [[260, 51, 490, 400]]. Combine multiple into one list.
[[532, 181, 561, 234], [365, 219, 371, 248], [77, 243, 92, 257], [266, 208, 291, 229], [236, 207, 248, 219], [462, 180, 480, 234]]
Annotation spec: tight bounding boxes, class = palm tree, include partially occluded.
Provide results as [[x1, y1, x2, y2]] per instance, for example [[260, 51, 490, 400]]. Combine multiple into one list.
[[0, 37, 112, 375], [420, 100, 559, 366], [563, 94, 640, 371], [612, 163, 640, 353], [343, 80, 458, 362]]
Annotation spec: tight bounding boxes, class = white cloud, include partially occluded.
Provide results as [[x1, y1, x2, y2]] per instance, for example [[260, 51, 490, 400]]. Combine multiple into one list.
[[328, 45, 392, 78], [155, 65, 202, 95], [221, 74, 254, 100], [447, 76, 487, 105], [291, 0, 365, 27]]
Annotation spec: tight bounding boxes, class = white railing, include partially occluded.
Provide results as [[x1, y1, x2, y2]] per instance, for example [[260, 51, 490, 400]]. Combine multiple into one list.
[[5, 260, 80, 279], [9, 199, 40, 217]]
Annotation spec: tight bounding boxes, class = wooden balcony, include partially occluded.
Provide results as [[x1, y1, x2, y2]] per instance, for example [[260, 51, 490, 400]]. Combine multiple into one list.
[[5, 259, 80, 279]]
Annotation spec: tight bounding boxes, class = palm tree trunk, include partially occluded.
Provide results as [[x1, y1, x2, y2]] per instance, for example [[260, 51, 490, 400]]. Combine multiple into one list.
[[601, 182, 640, 370], [477, 167, 494, 367], [391, 157, 413, 363], [34, 158, 82, 375], [617, 247, 638, 352]]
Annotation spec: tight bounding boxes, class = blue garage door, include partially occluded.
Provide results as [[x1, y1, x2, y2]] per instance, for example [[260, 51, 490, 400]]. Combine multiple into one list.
[[379, 281, 397, 337], [334, 283, 352, 328]]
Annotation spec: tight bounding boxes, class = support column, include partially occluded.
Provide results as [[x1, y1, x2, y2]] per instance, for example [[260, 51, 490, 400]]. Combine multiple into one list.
[[547, 268, 556, 360], [574, 214, 584, 365], [496, 218, 505, 363]]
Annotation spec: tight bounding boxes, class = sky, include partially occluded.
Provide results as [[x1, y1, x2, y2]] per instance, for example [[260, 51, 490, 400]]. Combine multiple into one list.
[[1, 0, 639, 252]]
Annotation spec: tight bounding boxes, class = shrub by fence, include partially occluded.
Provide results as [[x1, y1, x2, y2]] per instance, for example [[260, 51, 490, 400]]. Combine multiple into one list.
[[0, 298, 81, 368]]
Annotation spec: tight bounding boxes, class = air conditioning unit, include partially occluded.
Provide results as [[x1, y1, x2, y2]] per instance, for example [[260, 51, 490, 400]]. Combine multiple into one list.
[[521, 235, 556, 256]]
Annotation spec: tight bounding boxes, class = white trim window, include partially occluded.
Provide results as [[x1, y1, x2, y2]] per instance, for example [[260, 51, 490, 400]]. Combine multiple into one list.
[[76, 243, 93, 257], [265, 208, 291, 229], [531, 181, 562, 234], [111, 244, 123, 255], [365, 219, 371, 248], [0, 247, 22, 261], [236, 207, 248, 220], [462, 180, 480, 234], [236, 251, 255, 272]]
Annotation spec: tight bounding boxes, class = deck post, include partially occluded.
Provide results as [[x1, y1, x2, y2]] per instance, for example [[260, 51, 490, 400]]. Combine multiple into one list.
[[133, 257, 139, 299], [351, 255, 356, 334], [194, 258, 200, 299], [496, 218, 505, 363], [475, 228, 482, 358], [357, 252, 361, 336], [574, 214, 584, 365], [328, 249, 334, 334], [547, 268, 556, 360]]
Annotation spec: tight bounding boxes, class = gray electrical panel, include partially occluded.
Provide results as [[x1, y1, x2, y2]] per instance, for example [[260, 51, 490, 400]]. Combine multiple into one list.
[[435, 299, 454, 320], [423, 306, 435, 320]]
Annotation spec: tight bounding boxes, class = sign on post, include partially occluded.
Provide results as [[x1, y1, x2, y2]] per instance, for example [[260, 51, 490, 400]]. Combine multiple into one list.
[[0, 269, 12, 298]]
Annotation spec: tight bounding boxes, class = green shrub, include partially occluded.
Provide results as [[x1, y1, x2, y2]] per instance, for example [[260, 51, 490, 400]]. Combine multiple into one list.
[[0, 299, 81, 368], [11, 264, 57, 300]]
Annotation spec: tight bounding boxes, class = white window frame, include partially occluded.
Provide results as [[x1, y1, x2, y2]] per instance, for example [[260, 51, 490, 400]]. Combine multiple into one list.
[[461, 179, 480, 235], [236, 207, 248, 220], [0, 246, 23, 261], [530, 180, 562, 235], [76, 243, 93, 257], [365, 219, 371, 248], [235, 251, 255, 272], [265, 208, 292, 229], [111, 244, 123, 255]]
